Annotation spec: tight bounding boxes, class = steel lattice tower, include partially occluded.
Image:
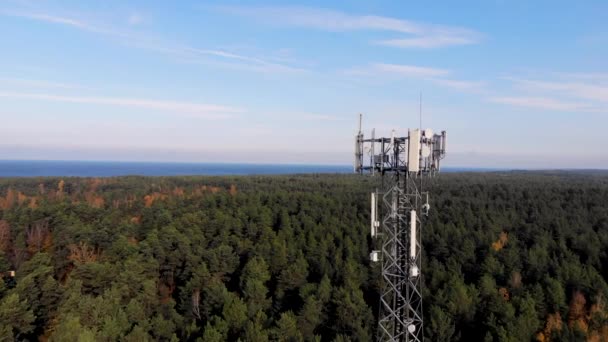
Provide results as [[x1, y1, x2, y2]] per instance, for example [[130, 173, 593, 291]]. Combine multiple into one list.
[[355, 114, 446, 342]]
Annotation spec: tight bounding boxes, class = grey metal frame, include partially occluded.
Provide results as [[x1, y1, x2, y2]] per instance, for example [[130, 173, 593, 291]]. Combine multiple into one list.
[[376, 175, 423, 342], [355, 114, 445, 342]]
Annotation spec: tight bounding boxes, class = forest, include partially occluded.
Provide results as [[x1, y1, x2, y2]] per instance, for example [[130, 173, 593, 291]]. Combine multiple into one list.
[[0, 171, 607, 341]]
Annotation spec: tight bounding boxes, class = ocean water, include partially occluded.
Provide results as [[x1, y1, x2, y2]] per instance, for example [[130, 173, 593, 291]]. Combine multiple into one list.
[[0, 160, 506, 177], [0, 160, 354, 177]]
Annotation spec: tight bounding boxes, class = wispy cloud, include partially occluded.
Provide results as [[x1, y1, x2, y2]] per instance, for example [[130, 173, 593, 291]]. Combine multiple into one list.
[[2, 8, 305, 74], [346, 63, 449, 78], [127, 13, 144, 25], [508, 77, 608, 103], [344, 63, 484, 93], [489, 96, 597, 112], [0, 77, 82, 89], [378, 35, 478, 49], [373, 63, 450, 77], [3, 11, 126, 36], [494, 73, 608, 112], [0, 91, 242, 119], [260, 112, 348, 122], [430, 78, 486, 91], [170, 47, 308, 74], [552, 72, 608, 82], [299, 114, 348, 121], [217, 5, 482, 49]]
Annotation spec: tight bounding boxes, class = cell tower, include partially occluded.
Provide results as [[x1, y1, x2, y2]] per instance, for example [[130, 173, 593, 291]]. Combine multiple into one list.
[[355, 113, 446, 342]]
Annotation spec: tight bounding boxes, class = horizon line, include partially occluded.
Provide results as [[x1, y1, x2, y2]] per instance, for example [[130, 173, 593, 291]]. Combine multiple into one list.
[[1, 159, 607, 172]]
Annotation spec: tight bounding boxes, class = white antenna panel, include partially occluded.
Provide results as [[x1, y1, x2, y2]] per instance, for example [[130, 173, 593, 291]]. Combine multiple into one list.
[[408, 129, 421, 172], [371, 192, 377, 237], [421, 144, 431, 158], [410, 210, 417, 259]]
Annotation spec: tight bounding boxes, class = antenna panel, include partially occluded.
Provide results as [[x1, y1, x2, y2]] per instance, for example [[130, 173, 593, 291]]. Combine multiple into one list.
[[371, 192, 377, 237], [354, 138, 361, 171], [410, 210, 417, 259], [421, 144, 431, 158], [408, 129, 421, 172]]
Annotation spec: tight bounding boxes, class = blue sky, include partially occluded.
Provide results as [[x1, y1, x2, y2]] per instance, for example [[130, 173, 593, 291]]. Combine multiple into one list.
[[0, 0, 607, 167]]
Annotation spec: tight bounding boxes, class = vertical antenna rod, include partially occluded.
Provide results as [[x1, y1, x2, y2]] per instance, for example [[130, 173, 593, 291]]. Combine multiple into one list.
[[419, 92, 422, 132], [359, 113, 363, 134]]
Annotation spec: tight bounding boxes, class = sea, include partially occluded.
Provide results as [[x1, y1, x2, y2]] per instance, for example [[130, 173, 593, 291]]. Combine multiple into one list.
[[0, 160, 354, 177], [0, 160, 498, 178]]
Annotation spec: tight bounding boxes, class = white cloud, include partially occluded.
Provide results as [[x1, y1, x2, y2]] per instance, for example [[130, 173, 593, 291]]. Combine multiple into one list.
[[378, 35, 478, 48], [174, 48, 308, 74], [373, 63, 450, 77], [298, 114, 348, 121], [252, 111, 348, 122], [509, 78, 608, 103], [430, 78, 486, 91], [217, 5, 482, 49], [10, 12, 89, 29], [488, 96, 596, 112], [2, 9, 304, 74], [346, 63, 450, 78], [128, 13, 144, 25], [495, 73, 608, 112], [3, 11, 126, 37], [0, 91, 242, 119], [343, 63, 485, 93], [0, 77, 82, 89], [553, 72, 608, 81]]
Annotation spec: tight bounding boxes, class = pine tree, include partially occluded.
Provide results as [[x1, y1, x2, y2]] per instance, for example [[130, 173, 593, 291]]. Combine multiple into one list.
[[0, 293, 35, 340]]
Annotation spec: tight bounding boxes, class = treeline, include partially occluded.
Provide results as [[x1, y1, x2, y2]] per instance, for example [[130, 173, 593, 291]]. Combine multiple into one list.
[[0, 172, 607, 341]]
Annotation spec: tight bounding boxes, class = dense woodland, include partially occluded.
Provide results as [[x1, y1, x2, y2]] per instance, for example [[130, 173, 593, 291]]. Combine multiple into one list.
[[0, 172, 607, 341]]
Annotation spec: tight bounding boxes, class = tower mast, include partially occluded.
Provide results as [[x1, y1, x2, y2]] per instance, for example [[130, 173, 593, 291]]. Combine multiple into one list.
[[355, 115, 446, 342]]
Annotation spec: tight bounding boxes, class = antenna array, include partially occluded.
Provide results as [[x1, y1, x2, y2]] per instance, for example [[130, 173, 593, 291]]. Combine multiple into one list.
[[355, 114, 446, 342]]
